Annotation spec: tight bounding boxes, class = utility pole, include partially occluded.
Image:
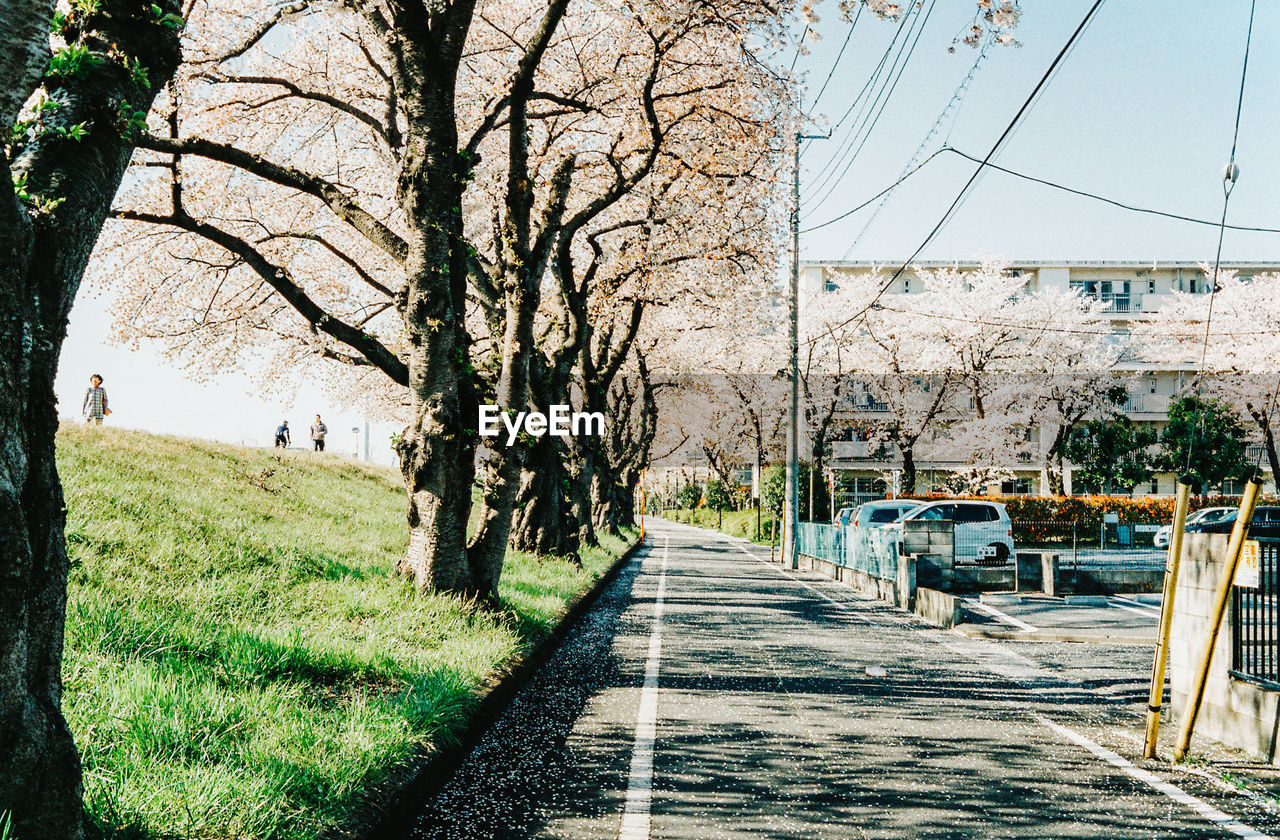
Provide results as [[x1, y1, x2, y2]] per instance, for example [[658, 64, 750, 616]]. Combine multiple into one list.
[[784, 130, 826, 570]]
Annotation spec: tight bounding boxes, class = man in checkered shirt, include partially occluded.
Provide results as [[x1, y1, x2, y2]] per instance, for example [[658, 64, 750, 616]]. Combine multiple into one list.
[[82, 374, 110, 424]]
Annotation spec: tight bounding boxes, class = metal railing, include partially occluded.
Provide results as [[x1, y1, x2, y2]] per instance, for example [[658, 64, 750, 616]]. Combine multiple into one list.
[[1232, 539, 1280, 690], [1010, 520, 1166, 568], [795, 522, 899, 581]]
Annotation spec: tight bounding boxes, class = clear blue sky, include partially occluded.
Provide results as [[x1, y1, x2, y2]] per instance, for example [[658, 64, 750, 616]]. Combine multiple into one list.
[[794, 1, 1280, 263], [56, 2, 1279, 453]]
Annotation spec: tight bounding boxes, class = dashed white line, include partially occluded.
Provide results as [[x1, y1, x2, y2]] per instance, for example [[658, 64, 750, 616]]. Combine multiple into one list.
[[619, 536, 669, 840], [964, 599, 1038, 632], [1038, 717, 1276, 840]]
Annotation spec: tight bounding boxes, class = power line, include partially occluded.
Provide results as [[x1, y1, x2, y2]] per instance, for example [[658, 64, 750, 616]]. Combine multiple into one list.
[[789, 24, 811, 74], [844, 41, 991, 257], [1196, 0, 1256, 380], [802, 7, 918, 194], [800, 149, 946, 234], [939, 147, 1280, 235], [805, 0, 939, 218], [802, 144, 1280, 237], [809, 7, 863, 114], [802, 0, 1108, 350]]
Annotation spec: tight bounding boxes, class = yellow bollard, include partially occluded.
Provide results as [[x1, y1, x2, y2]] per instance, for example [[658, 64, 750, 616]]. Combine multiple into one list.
[[1142, 478, 1193, 759], [638, 469, 646, 542], [1173, 477, 1262, 762]]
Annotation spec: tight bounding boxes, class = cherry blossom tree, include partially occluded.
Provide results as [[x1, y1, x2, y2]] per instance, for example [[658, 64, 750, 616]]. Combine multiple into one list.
[[96, 0, 799, 597], [1139, 268, 1280, 490]]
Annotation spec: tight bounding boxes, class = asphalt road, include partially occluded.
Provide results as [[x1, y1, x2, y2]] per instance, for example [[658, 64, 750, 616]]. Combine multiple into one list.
[[406, 518, 1280, 840]]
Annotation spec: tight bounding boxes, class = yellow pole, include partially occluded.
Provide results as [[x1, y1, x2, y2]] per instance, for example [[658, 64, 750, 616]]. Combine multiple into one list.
[[1142, 478, 1193, 758], [1173, 477, 1262, 762]]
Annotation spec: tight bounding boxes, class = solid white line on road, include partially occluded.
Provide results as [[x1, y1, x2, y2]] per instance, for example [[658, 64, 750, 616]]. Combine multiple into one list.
[[619, 536, 669, 840], [1038, 717, 1276, 840], [1109, 595, 1162, 618], [964, 599, 1038, 632], [1107, 598, 1161, 619]]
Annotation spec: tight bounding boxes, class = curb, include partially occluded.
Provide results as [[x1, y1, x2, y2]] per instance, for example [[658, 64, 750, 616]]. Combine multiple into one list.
[[953, 624, 1155, 644], [349, 536, 647, 840]]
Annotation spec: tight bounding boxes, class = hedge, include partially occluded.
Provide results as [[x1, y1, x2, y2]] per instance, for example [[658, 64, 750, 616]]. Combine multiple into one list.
[[896, 494, 1275, 524]]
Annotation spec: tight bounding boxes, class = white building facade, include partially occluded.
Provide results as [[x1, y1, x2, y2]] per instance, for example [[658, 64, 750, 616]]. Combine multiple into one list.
[[802, 260, 1280, 502]]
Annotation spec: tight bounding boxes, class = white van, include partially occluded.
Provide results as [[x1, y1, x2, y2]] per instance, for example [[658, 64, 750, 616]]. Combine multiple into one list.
[[883, 500, 1015, 564]]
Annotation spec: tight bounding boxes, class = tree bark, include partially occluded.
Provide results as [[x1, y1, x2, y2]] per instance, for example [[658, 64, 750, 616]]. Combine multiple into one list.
[[391, 11, 483, 596], [900, 447, 917, 495], [1248, 402, 1280, 492], [0, 2, 182, 837]]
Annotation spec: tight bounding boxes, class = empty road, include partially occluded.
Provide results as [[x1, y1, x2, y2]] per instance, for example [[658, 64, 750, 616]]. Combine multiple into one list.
[[407, 518, 1279, 840]]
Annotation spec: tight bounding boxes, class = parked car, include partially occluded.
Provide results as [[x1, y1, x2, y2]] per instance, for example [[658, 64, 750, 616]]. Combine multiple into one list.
[[1153, 507, 1233, 548], [880, 500, 1015, 564], [1185, 506, 1280, 538], [849, 500, 921, 528]]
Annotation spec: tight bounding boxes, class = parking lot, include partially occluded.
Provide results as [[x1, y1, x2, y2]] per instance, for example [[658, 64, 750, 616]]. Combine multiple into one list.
[[958, 592, 1162, 643]]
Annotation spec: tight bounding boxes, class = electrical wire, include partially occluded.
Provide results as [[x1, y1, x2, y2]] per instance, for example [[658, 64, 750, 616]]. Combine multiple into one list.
[[802, 144, 1280, 237], [844, 41, 992, 257], [809, 7, 863, 114], [1188, 0, 1257, 476], [939, 147, 1280, 235], [802, 6, 918, 194], [804, 0, 937, 215], [800, 0, 1108, 350]]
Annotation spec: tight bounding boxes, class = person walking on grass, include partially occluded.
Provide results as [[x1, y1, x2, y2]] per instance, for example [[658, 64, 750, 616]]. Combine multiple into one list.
[[82, 374, 110, 424], [310, 415, 327, 452], [274, 420, 290, 448]]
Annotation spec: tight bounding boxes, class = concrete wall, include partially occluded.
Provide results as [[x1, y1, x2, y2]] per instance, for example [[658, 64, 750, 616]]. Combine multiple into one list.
[[1170, 534, 1280, 763]]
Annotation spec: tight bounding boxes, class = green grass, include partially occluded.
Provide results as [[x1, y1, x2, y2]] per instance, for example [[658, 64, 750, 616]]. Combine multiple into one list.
[[658, 507, 779, 545], [58, 425, 633, 840]]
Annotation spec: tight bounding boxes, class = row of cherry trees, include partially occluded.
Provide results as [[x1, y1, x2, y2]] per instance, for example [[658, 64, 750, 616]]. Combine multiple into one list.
[[659, 261, 1280, 504], [1, 2, 1022, 836]]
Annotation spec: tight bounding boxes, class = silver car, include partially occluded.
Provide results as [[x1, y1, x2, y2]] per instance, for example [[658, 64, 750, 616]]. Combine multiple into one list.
[[1152, 506, 1233, 548]]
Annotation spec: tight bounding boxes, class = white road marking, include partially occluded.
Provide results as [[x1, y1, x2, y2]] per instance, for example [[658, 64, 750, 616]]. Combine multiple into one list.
[[1107, 598, 1161, 619], [1110, 595, 1162, 618], [619, 536, 669, 840], [964, 599, 1038, 632], [1038, 717, 1276, 840]]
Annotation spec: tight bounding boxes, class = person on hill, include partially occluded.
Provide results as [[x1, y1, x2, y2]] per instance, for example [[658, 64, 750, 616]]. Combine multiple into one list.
[[82, 374, 110, 424], [274, 421, 290, 448], [310, 415, 327, 452]]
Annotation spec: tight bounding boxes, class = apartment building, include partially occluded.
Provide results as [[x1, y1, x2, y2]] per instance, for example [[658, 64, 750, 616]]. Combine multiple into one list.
[[801, 260, 1280, 501]]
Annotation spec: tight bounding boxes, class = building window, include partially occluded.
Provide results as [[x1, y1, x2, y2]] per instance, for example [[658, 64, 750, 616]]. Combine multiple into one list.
[[1149, 478, 1160, 495], [1001, 478, 1032, 495], [903, 278, 911, 293], [1148, 278, 1156, 294]]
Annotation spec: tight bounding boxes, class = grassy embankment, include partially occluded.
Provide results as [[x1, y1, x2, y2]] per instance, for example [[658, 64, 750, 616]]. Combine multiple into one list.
[[658, 507, 779, 546], [58, 425, 633, 839]]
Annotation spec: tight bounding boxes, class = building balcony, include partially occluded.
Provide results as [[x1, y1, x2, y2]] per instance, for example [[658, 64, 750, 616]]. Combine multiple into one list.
[[1122, 394, 1171, 416]]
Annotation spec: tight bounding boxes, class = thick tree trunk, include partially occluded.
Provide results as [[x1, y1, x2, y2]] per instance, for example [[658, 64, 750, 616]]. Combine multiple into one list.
[[510, 433, 579, 557], [394, 150, 480, 596], [0, 2, 182, 836]]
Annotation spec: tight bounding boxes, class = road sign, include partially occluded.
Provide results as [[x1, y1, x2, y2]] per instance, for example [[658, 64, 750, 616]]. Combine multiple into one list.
[[1236, 540, 1261, 589]]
